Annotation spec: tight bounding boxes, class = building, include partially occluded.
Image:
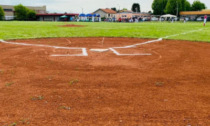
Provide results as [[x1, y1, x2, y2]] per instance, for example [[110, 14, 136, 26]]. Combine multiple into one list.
[[180, 9, 210, 21], [115, 11, 151, 21], [115, 10, 133, 20], [0, 5, 46, 20], [93, 8, 117, 18], [36, 13, 79, 21]]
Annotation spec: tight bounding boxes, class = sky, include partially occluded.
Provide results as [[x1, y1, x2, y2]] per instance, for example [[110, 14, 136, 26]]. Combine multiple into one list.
[[0, 0, 210, 13]]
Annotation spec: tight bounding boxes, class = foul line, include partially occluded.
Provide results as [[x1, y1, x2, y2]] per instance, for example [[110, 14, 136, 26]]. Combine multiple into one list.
[[0, 39, 88, 57], [109, 28, 204, 56], [0, 28, 204, 57], [162, 28, 204, 39], [109, 38, 163, 56]]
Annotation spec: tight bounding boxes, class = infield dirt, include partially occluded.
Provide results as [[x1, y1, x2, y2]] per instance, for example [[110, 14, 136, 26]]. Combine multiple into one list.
[[0, 37, 210, 126]]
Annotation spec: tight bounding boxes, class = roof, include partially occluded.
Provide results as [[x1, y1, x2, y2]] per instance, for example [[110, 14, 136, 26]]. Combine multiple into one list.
[[132, 13, 151, 16], [161, 14, 177, 18], [202, 9, 210, 11], [99, 8, 117, 14], [180, 10, 210, 15], [36, 13, 79, 16], [119, 10, 133, 13], [0, 4, 46, 11]]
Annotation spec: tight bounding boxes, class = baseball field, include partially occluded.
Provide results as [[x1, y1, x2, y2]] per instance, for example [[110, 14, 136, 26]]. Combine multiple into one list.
[[0, 21, 210, 126]]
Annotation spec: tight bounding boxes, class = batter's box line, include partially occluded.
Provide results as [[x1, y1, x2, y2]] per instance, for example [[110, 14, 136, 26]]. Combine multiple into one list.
[[109, 48, 152, 56], [0, 40, 88, 57], [109, 38, 163, 56], [51, 48, 88, 57]]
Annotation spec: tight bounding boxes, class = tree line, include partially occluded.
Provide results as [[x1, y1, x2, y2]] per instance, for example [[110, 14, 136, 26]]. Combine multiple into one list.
[[0, 1, 207, 20], [152, 0, 206, 15], [0, 4, 36, 21]]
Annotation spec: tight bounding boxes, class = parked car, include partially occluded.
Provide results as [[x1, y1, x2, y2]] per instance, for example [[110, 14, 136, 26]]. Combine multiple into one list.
[[196, 17, 203, 21], [151, 17, 159, 21], [185, 17, 189, 21]]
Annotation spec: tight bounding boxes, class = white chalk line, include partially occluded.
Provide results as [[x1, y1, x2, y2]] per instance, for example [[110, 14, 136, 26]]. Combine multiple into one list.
[[50, 53, 88, 57], [109, 48, 151, 56], [109, 28, 204, 56], [109, 38, 163, 56], [162, 28, 203, 39], [0, 39, 88, 57], [50, 48, 88, 57], [0, 28, 204, 57]]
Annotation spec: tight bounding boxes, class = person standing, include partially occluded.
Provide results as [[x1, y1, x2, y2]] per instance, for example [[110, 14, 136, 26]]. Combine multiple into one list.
[[204, 15, 207, 26], [184, 17, 186, 23]]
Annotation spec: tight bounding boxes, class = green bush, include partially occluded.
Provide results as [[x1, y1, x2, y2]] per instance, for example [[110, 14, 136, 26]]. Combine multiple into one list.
[[101, 17, 106, 21]]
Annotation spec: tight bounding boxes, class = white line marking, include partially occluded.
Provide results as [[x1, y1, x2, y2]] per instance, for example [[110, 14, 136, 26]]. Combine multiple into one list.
[[113, 38, 163, 49], [82, 48, 88, 56], [90, 49, 109, 52], [109, 38, 162, 56], [51, 54, 86, 57], [109, 48, 120, 55], [0, 40, 88, 57], [109, 28, 204, 56], [118, 53, 152, 56], [163, 28, 203, 39], [0, 40, 82, 49], [113, 45, 136, 49], [109, 48, 152, 56], [0, 28, 204, 57]]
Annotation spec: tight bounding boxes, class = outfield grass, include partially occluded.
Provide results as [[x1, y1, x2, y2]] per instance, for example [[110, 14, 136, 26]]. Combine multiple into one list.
[[0, 21, 209, 42]]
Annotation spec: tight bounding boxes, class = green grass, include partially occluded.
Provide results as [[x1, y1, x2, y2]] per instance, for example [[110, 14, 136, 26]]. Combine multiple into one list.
[[0, 21, 209, 42]]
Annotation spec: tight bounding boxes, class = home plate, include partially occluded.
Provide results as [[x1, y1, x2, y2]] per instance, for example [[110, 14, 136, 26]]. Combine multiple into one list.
[[90, 49, 109, 52]]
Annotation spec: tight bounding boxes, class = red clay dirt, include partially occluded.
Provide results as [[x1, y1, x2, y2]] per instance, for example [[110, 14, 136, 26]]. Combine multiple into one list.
[[59, 24, 86, 27], [0, 37, 210, 126]]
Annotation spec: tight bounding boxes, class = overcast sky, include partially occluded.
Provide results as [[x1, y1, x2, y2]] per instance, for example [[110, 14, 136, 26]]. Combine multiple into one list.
[[0, 0, 209, 13]]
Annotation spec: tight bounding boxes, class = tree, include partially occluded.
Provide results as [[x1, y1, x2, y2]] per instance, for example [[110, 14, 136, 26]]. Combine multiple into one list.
[[14, 4, 37, 21], [152, 0, 168, 15], [27, 10, 36, 20], [165, 0, 188, 15], [132, 3, 141, 13], [111, 7, 117, 12], [180, 0, 186, 11], [0, 6, 5, 20], [165, 0, 177, 15], [148, 11, 152, 14], [185, 0, 191, 11], [191, 0, 206, 11], [14, 4, 29, 20]]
